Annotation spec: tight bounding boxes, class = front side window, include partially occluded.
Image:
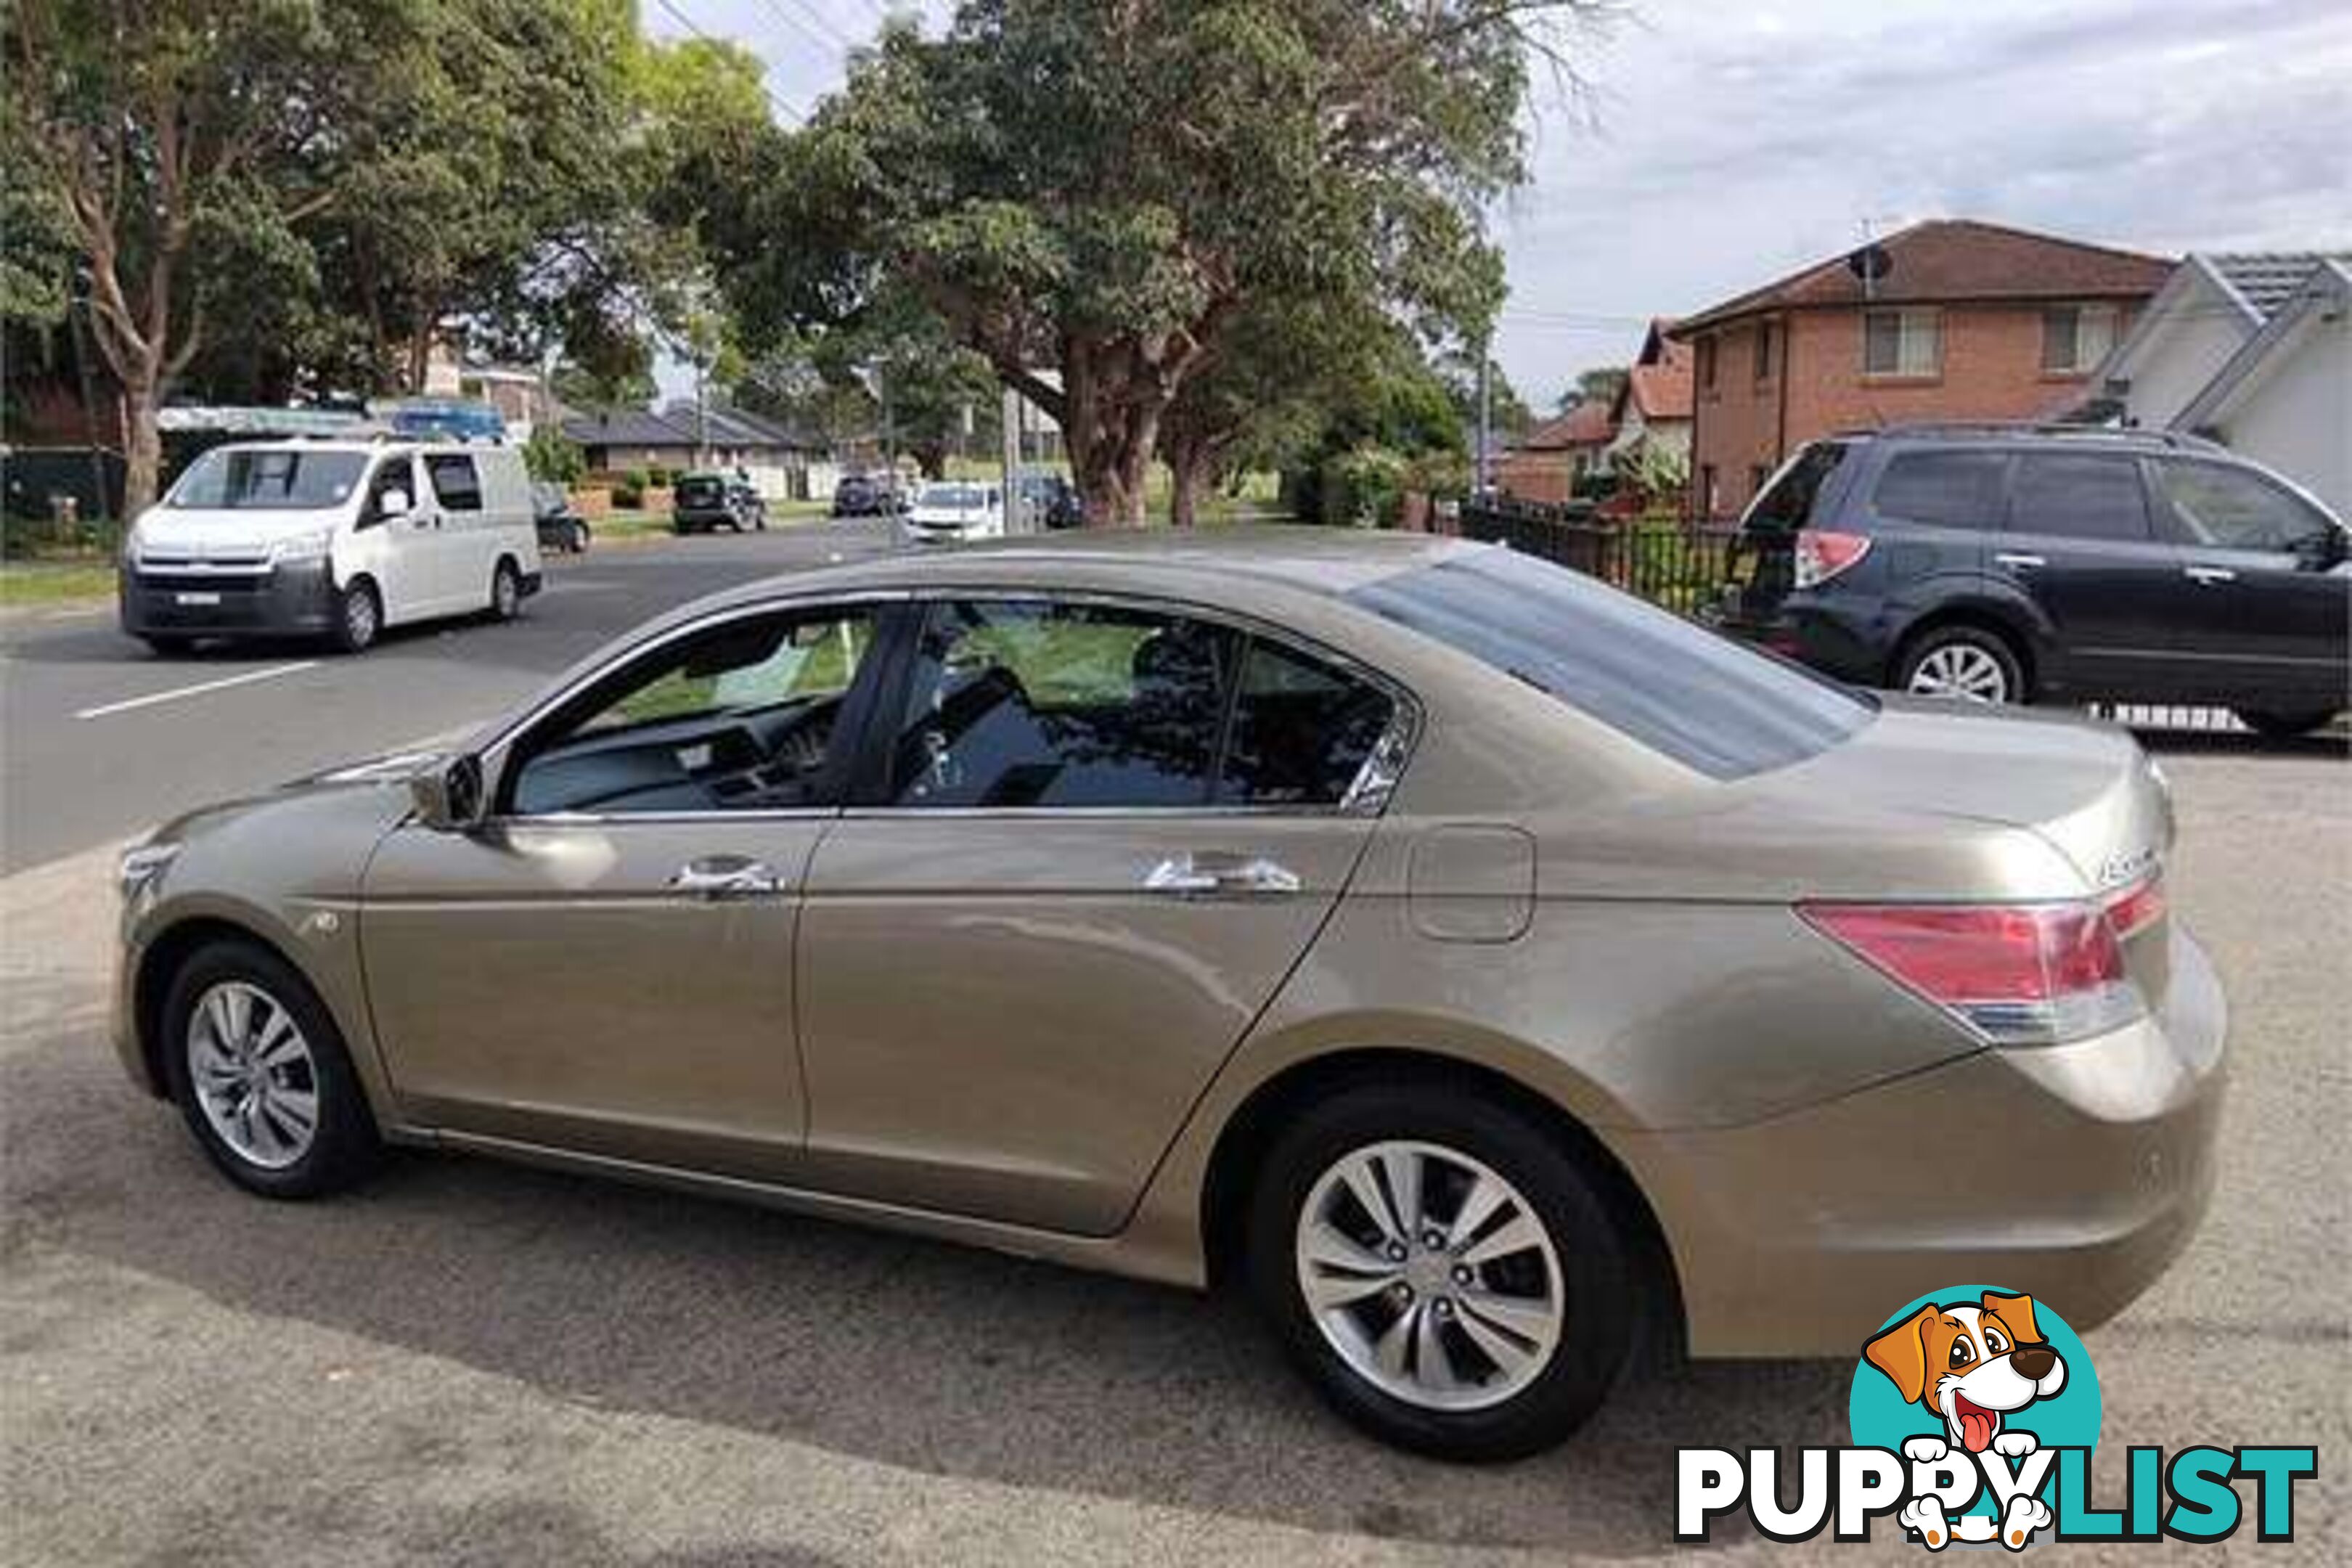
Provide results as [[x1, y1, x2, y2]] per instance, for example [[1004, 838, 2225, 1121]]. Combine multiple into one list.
[[1871, 449, 2010, 528], [2041, 303, 2119, 374], [2008, 453, 2152, 542], [507, 608, 875, 816], [1863, 309, 1942, 377], [1351, 548, 1871, 780], [425, 454, 483, 513], [166, 449, 368, 510], [2153, 460, 2338, 554]]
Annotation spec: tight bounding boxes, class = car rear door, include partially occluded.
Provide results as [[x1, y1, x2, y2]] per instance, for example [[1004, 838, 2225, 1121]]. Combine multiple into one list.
[[1997, 449, 2194, 701], [793, 595, 1402, 1235], [2147, 455, 2351, 704]]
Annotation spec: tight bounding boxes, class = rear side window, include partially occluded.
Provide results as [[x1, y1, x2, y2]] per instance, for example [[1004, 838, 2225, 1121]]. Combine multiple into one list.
[[1871, 450, 2009, 528], [425, 454, 483, 513], [1741, 441, 1849, 533], [2007, 454, 2150, 542], [1218, 640, 1392, 806], [1352, 549, 1871, 780]]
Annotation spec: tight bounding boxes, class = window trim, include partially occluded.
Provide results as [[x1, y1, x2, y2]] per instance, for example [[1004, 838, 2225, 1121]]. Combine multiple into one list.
[[1861, 306, 1944, 381], [2040, 301, 2120, 377], [1752, 319, 1776, 383]]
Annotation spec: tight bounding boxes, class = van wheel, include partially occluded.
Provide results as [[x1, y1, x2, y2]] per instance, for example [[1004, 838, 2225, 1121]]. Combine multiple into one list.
[[2234, 706, 2338, 738], [1246, 1081, 1635, 1461], [570, 521, 591, 554], [489, 558, 522, 621], [1898, 625, 2024, 706], [330, 579, 380, 654]]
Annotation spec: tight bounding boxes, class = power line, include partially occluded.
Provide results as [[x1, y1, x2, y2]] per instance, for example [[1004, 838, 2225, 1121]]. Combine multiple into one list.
[[756, 0, 852, 53], [650, 0, 807, 125]]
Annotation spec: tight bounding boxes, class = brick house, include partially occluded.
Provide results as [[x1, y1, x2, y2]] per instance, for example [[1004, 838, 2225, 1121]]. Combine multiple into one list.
[[1604, 319, 1694, 482], [1494, 399, 1614, 505], [1671, 220, 2173, 519]]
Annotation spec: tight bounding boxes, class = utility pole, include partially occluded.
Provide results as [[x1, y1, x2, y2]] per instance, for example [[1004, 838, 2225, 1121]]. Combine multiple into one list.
[[1000, 383, 1023, 531], [694, 348, 711, 467], [1474, 340, 1493, 500]]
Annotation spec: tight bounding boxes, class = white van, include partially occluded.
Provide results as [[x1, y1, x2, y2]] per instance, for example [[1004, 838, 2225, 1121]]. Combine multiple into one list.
[[120, 439, 542, 655]]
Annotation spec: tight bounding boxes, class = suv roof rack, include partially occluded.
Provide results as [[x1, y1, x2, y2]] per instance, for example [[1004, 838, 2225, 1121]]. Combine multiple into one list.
[[1837, 421, 2225, 453]]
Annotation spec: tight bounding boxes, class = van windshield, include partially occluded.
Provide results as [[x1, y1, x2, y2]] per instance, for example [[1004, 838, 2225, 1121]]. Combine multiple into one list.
[[166, 449, 369, 511]]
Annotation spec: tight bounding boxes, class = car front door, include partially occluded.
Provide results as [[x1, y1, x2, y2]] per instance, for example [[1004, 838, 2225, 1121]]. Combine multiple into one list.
[[359, 602, 886, 1180], [359, 454, 438, 621], [796, 595, 1405, 1234], [2147, 455, 2351, 705], [1997, 450, 2192, 701]]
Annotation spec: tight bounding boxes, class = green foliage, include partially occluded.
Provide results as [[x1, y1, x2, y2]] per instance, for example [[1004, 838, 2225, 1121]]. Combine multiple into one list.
[[523, 427, 586, 484], [645, 465, 673, 489]]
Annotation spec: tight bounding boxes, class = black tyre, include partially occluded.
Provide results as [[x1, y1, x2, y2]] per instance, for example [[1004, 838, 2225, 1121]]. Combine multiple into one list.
[[1245, 1079, 1636, 1461], [489, 557, 522, 621], [159, 939, 383, 1199], [571, 520, 591, 554], [329, 577, 380, 654], [1896, 624, 2025, 706], [2234, 705, 2340, 738], [141, 634, 197, 657]]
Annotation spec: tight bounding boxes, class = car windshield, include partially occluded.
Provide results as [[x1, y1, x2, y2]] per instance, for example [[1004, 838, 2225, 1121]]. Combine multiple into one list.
[[165, 448, 369, 511], [1350, 547, 1874, 779], [677, 476, 724, 498], [920, 485, 987, 509]]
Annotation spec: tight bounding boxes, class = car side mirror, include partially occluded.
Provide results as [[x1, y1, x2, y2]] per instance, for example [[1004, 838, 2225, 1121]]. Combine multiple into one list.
[[410, 753, 487, 833], [376, 488, 412, 523]]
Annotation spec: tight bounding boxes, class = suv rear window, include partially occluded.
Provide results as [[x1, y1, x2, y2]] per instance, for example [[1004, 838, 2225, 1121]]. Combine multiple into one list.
[[1871, 449, 2009, 528], [1741, 441, 1849, 533], [1351, 548, 1872, 780]]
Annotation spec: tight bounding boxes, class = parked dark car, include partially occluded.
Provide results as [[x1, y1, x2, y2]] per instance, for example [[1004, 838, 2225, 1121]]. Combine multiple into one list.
[[531, 482, 590, 554], [672, 471, 762, 534], [1018, 471, 1085, 530], [831, 472, 904, 518], [1720, 424, 2349, 735]]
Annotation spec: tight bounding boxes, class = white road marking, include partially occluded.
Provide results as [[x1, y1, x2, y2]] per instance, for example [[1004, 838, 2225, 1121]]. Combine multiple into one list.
[[75, 661, 321, 721]]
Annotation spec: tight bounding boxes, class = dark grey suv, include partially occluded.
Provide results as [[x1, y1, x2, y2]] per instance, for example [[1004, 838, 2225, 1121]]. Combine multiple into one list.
[[1723, 424, 2348, 734]]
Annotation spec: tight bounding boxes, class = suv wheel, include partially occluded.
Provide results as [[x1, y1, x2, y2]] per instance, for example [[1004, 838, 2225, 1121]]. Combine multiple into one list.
[[160, 940, 383, 1199], [1246, 1082, 1635, 1461], [1899, 626, 2024, 706], [2234, 705, 2339, 739]]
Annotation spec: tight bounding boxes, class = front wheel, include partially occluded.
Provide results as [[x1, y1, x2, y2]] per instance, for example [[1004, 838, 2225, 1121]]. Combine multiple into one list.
[[2235, 705, 2340, 738], [1246, 1082, 1635, 1461], [1898, 625, 2024, 706], [329, 579, 380, 654]]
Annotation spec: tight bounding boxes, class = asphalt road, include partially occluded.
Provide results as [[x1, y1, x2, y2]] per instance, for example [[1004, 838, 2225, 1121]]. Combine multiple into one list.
[[0, 533, 2345, 1564], [0, 523, 896, 874]]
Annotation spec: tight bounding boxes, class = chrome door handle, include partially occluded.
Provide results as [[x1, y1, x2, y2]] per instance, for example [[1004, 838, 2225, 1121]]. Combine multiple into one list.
[[1143, 854, 1302, 897], [1995, 552, 2045, 569], [669, 856, 783, 899], [2184, 565, 2237, 585]]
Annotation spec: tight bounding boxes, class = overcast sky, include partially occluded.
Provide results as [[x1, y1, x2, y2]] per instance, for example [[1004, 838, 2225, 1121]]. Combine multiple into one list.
[[651, 0, 2352, 407]]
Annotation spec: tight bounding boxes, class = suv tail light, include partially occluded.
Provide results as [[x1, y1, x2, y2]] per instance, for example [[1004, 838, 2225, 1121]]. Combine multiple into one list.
[[1799, 876, 2161, 1046], [1793, 528, 1871, 588]]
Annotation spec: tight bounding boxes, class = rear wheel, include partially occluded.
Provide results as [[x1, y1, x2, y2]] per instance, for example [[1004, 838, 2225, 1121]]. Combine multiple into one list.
[[329, 578, 380, 654], [489, 558, 522, 621], [1246, 1081, 1636, 1461], [571, 520, 591, 554], [1898, 625, 2024, 706], [2234, 705, 2339, 738]]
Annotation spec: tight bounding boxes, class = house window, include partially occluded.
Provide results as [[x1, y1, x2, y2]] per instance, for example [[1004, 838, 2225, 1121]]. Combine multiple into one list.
[[2042, 303, 2120, 374], [1697, 335, 1718, 391], [1699, 463, 1720, 517], [1863, 309, 1942, 377], [1753, 322, 1776, 382]]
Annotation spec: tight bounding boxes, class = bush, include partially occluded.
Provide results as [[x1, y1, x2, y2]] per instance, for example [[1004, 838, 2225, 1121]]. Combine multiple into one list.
[[611, 480, 645, 509], [624, 467, 650, 494], [523, 428, 585, 484], [645, 464, 673, 488]]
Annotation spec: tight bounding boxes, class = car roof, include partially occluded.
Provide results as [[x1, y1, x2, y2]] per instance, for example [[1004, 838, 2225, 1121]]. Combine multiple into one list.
[[1825, 422, 2228, 457]]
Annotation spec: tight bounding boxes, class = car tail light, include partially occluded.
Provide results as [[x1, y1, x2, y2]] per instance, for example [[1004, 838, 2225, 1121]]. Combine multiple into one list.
[[2100, 873, 2166, 942], [1793, 528, 1871, 588], [1799, 893, 2149, 1046]]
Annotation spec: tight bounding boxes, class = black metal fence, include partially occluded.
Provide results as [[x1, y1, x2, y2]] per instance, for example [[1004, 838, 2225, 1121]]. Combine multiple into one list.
[[1453, 497, 2337, 743]]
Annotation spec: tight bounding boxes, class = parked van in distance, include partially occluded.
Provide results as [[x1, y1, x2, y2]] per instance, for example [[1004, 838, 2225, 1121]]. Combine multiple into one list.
[[121, 440, 542, 656]]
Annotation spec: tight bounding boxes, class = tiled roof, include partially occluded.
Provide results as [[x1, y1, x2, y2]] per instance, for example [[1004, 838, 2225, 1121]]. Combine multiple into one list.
[[1674, 219, 2174, 335], [1518, 401, 1616, 450], [2210, 253, 2352, 319], [1627, 338, 1692, 422]]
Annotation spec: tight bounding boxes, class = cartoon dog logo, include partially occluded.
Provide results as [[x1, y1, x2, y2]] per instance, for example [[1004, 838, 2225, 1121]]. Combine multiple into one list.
[[1866, 1291, 2068, 1550]]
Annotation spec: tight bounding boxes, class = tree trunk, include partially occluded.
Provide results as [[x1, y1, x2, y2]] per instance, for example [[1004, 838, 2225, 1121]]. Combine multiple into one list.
[[1167, 433, 1213, 528], [120, 373, 164, 519]]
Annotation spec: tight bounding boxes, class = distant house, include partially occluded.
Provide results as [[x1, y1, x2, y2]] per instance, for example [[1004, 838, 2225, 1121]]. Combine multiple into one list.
[[1672, 219, 2173, 519], [560, 404, 838, 499], [2086, 253, 2351, 517], [1604, 319, 1694, 482], [1495, 400, 1614, 505]]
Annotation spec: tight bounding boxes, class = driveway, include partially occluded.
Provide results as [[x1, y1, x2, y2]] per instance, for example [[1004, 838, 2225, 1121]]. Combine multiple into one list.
[[0, 742, 2343, 1565]]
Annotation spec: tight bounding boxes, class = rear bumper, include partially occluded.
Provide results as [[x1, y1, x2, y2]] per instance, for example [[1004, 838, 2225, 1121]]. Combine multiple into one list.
[[119, 561, 335, 640], [1621, 924, 2226, 1357], [1720, 597, 1892, 687]]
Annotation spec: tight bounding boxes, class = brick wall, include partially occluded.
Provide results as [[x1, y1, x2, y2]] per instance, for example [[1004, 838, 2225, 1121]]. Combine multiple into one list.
[[1689, 301, 2135, 518]]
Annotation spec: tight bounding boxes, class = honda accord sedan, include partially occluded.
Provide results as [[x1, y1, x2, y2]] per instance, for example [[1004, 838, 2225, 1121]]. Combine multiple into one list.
[[111, 528, 2224, 1460]]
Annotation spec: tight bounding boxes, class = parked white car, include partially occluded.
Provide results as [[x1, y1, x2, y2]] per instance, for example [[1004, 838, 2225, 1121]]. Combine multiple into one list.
[[902, 481, 1005, 544], [121, 440, 542, 655]]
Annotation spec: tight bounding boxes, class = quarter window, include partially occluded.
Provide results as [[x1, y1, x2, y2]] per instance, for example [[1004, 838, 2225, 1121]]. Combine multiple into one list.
[[2008, 454, 2152, 542], [1219, 639, 1393, 807], [1871, 450, 2009, 528], [886, 600, 1238, 809], [424, 454, 483, 512], [1863, 309, 1942, 377], [2041, 304, 2120, 374], [2154, 460, 2336, 553]]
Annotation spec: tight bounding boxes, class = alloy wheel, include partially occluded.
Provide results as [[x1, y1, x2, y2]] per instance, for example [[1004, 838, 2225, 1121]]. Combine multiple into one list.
[[1294, 1139, 1565, 1412], [186, 980, 321, 1170], [1906, 642, 2011, 703], [343, 585, 379, 649]]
